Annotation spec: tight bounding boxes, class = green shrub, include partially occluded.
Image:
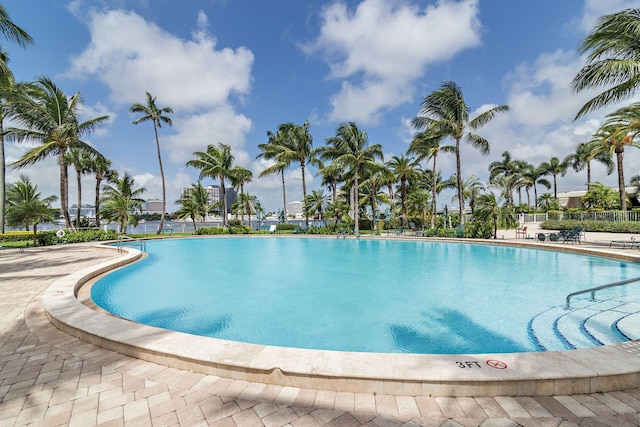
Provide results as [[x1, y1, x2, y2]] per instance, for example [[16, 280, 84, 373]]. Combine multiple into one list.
[[0, 231, 32, 243], [194, 226, 227, 235], [541, 219, 640, 233], [276, 224, 296, 232]]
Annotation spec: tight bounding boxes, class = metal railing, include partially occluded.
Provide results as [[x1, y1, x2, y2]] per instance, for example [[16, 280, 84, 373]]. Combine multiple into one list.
[[117, 235, 147, 253], [565, 277, 640, 309]]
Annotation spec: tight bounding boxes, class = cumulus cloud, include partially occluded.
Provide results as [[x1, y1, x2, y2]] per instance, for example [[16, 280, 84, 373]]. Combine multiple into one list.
[[303, 0, 481, 124], [67, 9, 254, 111]]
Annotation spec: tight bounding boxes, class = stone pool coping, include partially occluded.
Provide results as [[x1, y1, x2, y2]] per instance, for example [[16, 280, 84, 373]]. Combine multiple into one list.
[[43, 237, 640, 397]]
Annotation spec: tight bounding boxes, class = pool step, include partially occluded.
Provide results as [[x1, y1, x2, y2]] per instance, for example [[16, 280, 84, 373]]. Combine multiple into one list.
[[530, 296, 640, 351]]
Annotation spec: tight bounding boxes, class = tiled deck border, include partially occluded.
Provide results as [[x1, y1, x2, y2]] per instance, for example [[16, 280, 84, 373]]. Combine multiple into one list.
[[43, 237, 640, 398]]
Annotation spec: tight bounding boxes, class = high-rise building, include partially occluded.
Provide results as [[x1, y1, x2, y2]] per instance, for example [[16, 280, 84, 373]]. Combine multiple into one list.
[[180, 185, 237, 213]]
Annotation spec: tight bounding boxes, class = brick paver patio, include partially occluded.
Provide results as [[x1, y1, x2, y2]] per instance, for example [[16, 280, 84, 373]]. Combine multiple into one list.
[[2, 243, 640, 426]]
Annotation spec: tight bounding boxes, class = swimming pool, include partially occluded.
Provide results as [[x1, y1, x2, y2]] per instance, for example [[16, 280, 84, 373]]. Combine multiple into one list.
[[92, 237, 640, 354]]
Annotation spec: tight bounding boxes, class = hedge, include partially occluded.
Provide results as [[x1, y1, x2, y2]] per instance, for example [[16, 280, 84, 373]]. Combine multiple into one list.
[[541, 219, 640, 234]]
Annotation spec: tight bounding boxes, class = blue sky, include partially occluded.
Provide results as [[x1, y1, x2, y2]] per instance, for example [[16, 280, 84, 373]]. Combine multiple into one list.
[[5, 0, 640, 212]]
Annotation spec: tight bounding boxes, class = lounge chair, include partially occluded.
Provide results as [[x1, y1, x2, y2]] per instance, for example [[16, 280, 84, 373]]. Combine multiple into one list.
[[515, 225, 527, 238], [609, 239, 639, 249], [268, 224, 277, 234]]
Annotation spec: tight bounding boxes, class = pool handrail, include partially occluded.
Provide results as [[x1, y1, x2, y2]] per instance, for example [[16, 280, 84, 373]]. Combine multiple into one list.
[[117, 235, 146, 253], [565, 276, 640, 309]]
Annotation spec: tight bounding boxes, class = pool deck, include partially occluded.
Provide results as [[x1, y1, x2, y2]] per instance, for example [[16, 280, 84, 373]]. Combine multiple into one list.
[[3, 234, 640, 425]]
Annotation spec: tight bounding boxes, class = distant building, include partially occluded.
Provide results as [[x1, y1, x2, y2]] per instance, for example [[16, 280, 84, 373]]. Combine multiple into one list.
[[144, 199, 164, 215], [69, 204, 96, 218], [556, 187, 640, 208], [287, 200, 304, 218], [180, 185, 237, 213]]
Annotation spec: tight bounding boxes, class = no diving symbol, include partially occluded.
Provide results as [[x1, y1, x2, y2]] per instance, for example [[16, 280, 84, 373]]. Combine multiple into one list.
[[486, 360, 507, 369]]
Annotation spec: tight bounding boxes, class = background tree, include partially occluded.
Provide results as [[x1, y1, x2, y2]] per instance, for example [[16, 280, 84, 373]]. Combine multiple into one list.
[[565, 141, 614, 186], [581, 182, 620, 210], [572, 8, 640, 118], [408, 129, 455, 227], [130, 92, 172, 234], [174, 181, 208, 232], [472, 192, 516, 240], [319, 122, 383, 235], [100, 172, 146, 233], [412, 81, 509, 223], [186, 143, 235, 226], [257, 129, 289, 222], [88, 154, 116, 227], [65, 147, 93, 229], [8, 77, 109, 228], [540, 156, 569, 199], [228, 166, 252, 224], [0, 5, 33, 234], [5, 174, 56, 245], [450, 174, 484, 214], [386, 154, 418, 228], [304, 189, 328, 225]]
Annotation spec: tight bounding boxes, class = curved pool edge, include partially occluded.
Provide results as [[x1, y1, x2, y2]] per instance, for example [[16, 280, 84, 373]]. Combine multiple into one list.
[[43, 238, 640, 397]]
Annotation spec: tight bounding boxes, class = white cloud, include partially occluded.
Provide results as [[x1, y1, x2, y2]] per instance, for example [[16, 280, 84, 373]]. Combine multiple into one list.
[[304, 0, 481, 124], [67, 9, 254, 111]]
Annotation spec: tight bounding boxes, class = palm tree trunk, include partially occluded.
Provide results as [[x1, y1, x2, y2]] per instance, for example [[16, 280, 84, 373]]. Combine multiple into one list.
[[400, 179, 408, 227], [587, 162, 592, 185], [455, 138, 465, 224], [534, 184, 539, 209], [59, 152, 72, 229], [219, 174, 227, 227], [353, 172, 360, 235], [431, 155, 437, 228], [95, 175, 102, 226], [76, 168, 82, 229], [553, 175, 558, 199], [32, 223, 38, 246], [153, 123, 166, 234], [0, 118, 4, 234], [617, 150, 626, 211], [281, 170, 287, 223], [301, 162, 308, 226]]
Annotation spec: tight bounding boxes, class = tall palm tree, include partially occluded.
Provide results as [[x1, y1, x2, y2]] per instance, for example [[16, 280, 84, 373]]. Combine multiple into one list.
[[130, 92, 173, 234], [5, 174, 56, 245], [8, 77, 109, 228], [540, 156, 569, 200], [488, 151, 518, 181], [319, 122, 383, 235], [0, 7, 33, 234], [386, 154, 419, 227], [88, 154, 116, 227], [274, 121, 317, 226], [572, 9, 640, 119], [65, 147, 93, 229], [412, 81, 509, 223], [100, 172, 146, 233], [590, 104, 640, 211], [186, 143, 235, 226], [564, 141, 615, 186], [408, 129, 455, 227], [228, 166, 252, 224], [489, 174, 524, 208], [317, 161, 343, 204], [257, 129, 289, 222]]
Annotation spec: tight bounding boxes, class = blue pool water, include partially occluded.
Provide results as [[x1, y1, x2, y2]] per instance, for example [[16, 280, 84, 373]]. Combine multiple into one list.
[[91, 238, 640, 354]]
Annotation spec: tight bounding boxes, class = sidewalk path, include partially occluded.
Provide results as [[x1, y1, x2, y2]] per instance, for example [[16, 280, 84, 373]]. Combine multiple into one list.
[[3, 243, 640, 426]]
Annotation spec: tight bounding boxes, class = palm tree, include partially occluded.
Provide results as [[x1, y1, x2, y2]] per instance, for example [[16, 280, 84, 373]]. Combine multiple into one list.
[[5, 174, 56, 246], [130, 92, 173, 234], [412, 81, 509, 223], [65, 147, 94, 229], [228, 166, 252, 224], [0, 7, 33, 234], [450, 174, 484, 214], [174, 181, 208, 232], [8, 77, 109, 228], [564, 141, 614, 186], [87, 154, 116, 227], [472, 192, 516, 240], [272, 121, 316, 226], [233, 192, 260, 226], [540, 156, 569, 199], [386, 154, 419, 227], [100, 172, 146, 233], [520, 164, 551, 209], [317, 161, 344, 204], [186, 143, 235, 226], [406, 188, 430, 231], [572, 9, 640, 119], [319, 122, 383, 235], [408, 129, 455, 227], [582, 182, 620, 210], [488, 151, 518, 181], [257, 129, 289, 222], [304, 189, 328, 225], [359, 164, 389, 233], [489, 174, 524, 208]]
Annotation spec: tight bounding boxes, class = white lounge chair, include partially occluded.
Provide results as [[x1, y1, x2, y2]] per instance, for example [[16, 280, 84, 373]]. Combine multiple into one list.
[[268, 224, 277, 234]]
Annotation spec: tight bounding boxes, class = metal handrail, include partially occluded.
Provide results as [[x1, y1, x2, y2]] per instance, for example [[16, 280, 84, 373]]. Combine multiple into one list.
[[117, 235, 147, 253], [565, 277, 640, 309]]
